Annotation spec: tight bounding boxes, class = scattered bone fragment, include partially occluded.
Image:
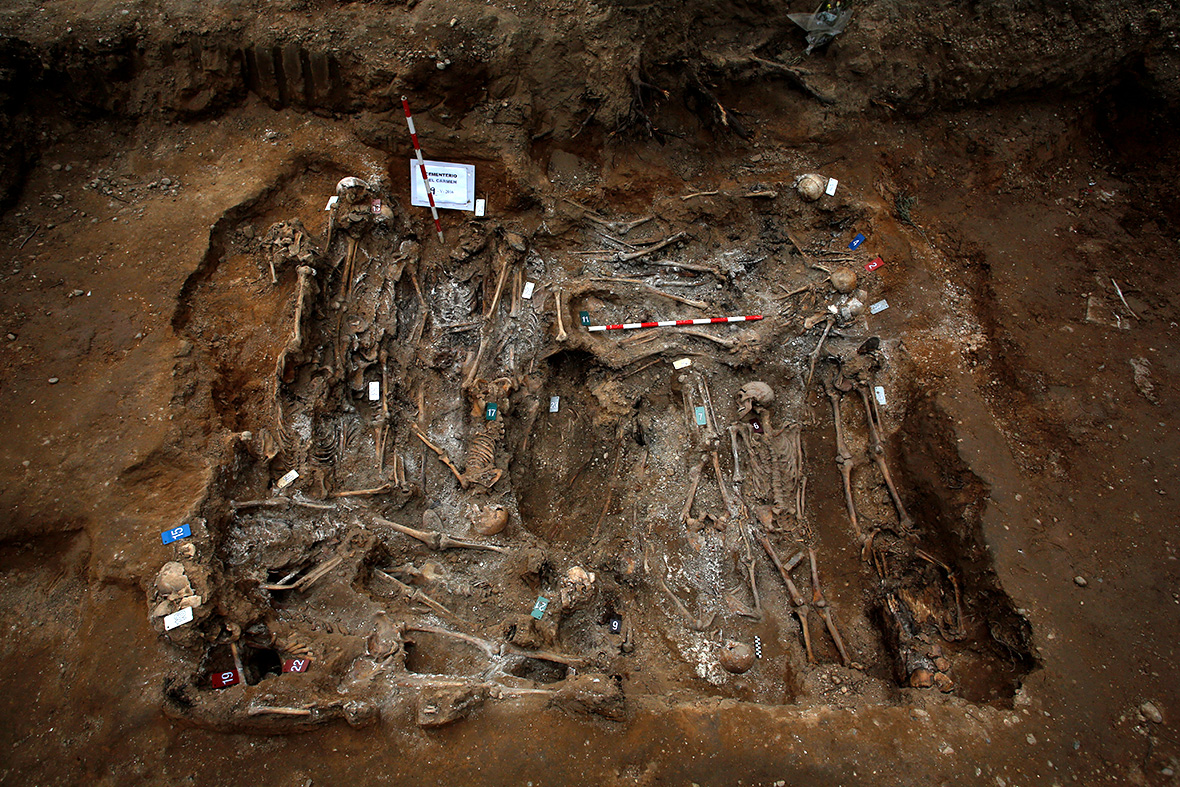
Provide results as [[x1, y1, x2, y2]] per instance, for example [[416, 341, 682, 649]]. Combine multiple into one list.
[[1130, 357, 1158, 404], [1141, 701, 1164, 724], [417, 684, 487, 727], [366, 610, 401, 660], [548, 674, 625, 721]]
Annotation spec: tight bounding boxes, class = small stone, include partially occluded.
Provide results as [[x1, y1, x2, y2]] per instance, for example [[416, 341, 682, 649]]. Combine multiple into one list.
[[1074, 575, 1087, 587], [48, 377, 59, 384], [7, 334, 15, 341], [1026, 733, 1037, 745], [1140, 701, 1163, 724], [1161, 767, 1174, 777], [51, 163, 62, 171], [160, 178, 172, 187], [51, 193, 63, 201]]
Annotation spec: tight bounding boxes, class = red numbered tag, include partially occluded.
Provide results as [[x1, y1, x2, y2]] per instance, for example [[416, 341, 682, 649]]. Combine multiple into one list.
[[864, 256, 883, 272], [371, 199, 382, 214], [211, 670, 240, 688], [282, 658, 310, 673]]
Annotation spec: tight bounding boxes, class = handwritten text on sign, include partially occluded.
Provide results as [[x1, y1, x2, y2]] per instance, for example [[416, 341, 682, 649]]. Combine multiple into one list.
[[409, 160, 476, 211]]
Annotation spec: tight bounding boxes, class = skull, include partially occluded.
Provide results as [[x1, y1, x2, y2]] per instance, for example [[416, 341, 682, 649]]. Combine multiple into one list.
[[154, 562, 192, 599], [335, 176, 371, 205], [558, 566, 597, 611], [737, 381, 775, 418], [470, 504, 509, 536], [830, 266, 857, 294], [795, 173, 826, 202], [719, 640, 756, 674]]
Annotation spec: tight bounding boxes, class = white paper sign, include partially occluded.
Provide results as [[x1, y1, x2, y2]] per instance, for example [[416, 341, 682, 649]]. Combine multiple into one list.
[[549, 396, 560, 413], [409, 159, 476, 211], [276, 469, 299, 489], [825, 177, 838, 196], [869, 299, 889, 315], [164, 606, 194, 631], [368, 381, 380, 402], [874, 385, 886, 406], [672, 358, 693, 370], [522, 282, 535, 300]]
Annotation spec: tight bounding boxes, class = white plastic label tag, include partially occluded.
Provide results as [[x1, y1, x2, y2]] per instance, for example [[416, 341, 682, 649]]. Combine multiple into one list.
[[164, 606, 194, 631]]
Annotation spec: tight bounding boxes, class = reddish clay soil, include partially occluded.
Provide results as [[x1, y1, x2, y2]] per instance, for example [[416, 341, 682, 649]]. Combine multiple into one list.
[[1, 0, 1180, 785]]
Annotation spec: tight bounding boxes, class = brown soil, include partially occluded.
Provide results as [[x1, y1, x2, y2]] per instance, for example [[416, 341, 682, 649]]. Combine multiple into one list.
[[2, 0, 1180, 784]]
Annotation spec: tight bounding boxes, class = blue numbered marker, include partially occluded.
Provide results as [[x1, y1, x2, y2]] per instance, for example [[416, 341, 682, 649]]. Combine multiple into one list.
[[161, 524, 192, 545], [849, 233, 866, 250]]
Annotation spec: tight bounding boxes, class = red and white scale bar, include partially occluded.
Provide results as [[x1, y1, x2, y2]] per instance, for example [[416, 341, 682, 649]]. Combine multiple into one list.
[[401, 96, 445, 243], [587, 315, 763, 332]]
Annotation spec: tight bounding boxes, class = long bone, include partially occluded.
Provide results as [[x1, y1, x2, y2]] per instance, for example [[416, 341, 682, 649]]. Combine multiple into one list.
[[485, 247, 513, 319], [289, 265, 316, 351], [555, 287, 568, 342], [823, 375, 862, 541], [656, 571, 717, 632], [727, 425, 744, 483], [680, 455, 708, 524], [857, 382, 914, 531], [341, 236, 359, 300], [412, 426, 468, 488], [734, 516, 762, 620], [375, 348, 390, 475], [809, 549, 852, 666], [711, 450, 735, 515], [373, 568, 457, 620], [805, 316, 835, 390], [510, 267, 522, 318], [696, 372, 721, 445], [756, 534, 813, 662], [373, 515, 508, 553], [679, 374, 696, 434], [680, 328, 737, 349]]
